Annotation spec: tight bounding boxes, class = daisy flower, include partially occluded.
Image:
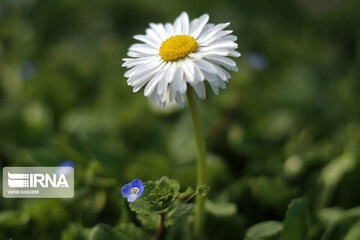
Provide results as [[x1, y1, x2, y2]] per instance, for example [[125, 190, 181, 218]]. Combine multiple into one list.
[[122, 12, 240, 108]]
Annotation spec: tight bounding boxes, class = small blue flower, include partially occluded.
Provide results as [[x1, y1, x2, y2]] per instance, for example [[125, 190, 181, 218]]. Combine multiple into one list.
[[56, 160, 74, 176], [121, 179, 144, 202], [247, 53, 268, 71], [59, 161, 74, 168]]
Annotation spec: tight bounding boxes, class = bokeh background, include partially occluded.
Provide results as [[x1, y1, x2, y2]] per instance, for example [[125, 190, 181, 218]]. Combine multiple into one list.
[[1, 0, 360, 239]]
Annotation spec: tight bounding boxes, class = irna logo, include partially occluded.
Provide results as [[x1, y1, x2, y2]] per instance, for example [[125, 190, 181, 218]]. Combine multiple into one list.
[[3, 167, 74, 198], [8, 172, 69, 188]]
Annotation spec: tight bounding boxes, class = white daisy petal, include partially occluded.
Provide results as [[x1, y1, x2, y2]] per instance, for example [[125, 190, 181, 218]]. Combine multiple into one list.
[[198, 40, 238, 51], [197, 23, 230, 44], [165, 23, 174, 36], [173, 63, 186, 94], [204, 55, 237, 68], [129, 44, 157, 52], [145, 28, 163, 44], [209, 81, 219, 95], [149, 23, 170, 41], [200, 30, 233, 45], [193, 63, 205, 82], [191, 81, 206, 99], [166, 62, 176, 83], [173, 14, 183, 34], [127, 50, 152, 58], [228, 50, 241, 57], [123, 12, 240, 107], [181, 59, 195, 83], [191, 14, 210, 39], [179, 12, 190, 35], [175, 92, 184, 107], [194, 59, 218, 74], [122, 56, 159, 68], [133, 35, 160, 49], [144, 71, 164, 97]]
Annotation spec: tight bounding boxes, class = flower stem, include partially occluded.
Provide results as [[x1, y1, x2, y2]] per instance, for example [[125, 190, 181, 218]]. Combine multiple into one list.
[[186, 88, 206, 239], [167, 191, 198, 218], [151, 212, 165, 240]]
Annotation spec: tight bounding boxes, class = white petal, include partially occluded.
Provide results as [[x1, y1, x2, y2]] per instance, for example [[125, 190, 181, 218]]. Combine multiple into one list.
[[145, 28, 163, 44], [169, 81, 176, 102], [201, 49, 229, 57], [129, 44, 158, 54], [218, 79, 227, 89], [191, 81, 206, 99], [197, 23, 230, 44], [228, 50, 241, 57], [210, 30, 233, 42], [144, 71, 164, 96], [205, 55, 236, 67], [128, 194, 138, 202], [209, 82, 219, 95], [125, 61, 157, 78], [194, 59, 218, 74], [157, 65, 170, 95], [175, 92, 184, 107], [150, 91, 159, 105], [166, 62, 176, 83], [122, 56, 159, 68], [173, 63, 186, 94], [200, 31, 234, 46], [149, 23, 169, 41], [179, 12, 189, 35], [173, 14, 182, 34], [198, 41, 238, 51], [125, 60, 161, 78], [181, 59, 195, 83], [189, 18, 199, 36], [127, 50, 154, 58], [213, 64, 230, 81], [159, 79, 168, 102], [203, 71, 218, 83], [165, 23, 174, 36], [191, 14, 210, 39], [210, 35, 237, 44], [133, 35, 160, 49], [193, 63, 205, 82]]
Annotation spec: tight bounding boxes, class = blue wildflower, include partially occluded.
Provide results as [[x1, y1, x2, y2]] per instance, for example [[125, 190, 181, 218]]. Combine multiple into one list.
[[59, 161, 74, 168], [247, 53, 268, 71], [121, 179, 144, 202], [56, 160, 74, 176]]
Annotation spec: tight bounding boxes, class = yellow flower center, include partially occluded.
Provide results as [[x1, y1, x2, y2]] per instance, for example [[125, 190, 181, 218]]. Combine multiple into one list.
[[159, 35, 197, 61], [131, 187, 139, 194]]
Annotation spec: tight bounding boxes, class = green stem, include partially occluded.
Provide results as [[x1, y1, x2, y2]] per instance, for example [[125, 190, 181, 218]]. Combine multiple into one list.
[[186, 88, 207, 239], [167, 191, 198, 218]]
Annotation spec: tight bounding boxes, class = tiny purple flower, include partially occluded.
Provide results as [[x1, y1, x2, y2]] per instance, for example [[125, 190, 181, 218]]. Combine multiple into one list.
[[121, 179, 144, 202]]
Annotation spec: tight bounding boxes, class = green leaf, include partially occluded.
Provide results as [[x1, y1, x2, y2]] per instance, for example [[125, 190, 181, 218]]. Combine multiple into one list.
[[0, 210, 30, 227], [137, 214, 160, 229], [280, 198, 310, 240], [89, 224, 120, 240], [130, 176, 181, 214], [166, 204, 194, 227], [344, 220, 360, 240], [205, 199, 237, 217], [115, 223, 147, 240], [245, 221, 283, 240], [61, 223, 89, 240], [129, 198, 154, 215]]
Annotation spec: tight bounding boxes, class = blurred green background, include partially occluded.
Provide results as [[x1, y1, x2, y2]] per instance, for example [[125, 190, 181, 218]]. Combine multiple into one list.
[[1, 0, 360, 239]]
